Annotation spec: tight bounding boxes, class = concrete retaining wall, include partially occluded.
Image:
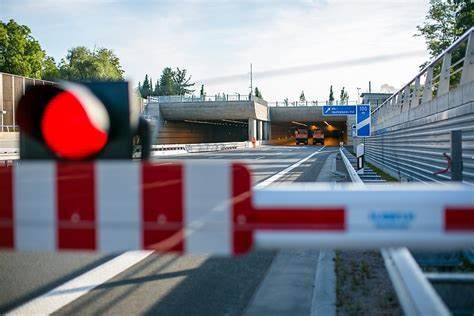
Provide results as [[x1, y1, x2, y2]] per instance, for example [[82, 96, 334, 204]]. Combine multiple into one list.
[[158, 99, 269, 121], [269, 106, 347, 122], [156, 121, 247, 144], [364, 81, 474, 183]]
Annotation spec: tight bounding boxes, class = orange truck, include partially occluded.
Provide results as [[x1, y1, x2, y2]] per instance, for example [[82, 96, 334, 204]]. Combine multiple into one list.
[[295, 128, 309, 145]]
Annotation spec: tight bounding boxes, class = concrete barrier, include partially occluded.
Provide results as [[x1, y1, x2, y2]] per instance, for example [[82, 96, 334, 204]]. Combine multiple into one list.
[[1, 139, 258, 160], [149, 141, 253, 157]]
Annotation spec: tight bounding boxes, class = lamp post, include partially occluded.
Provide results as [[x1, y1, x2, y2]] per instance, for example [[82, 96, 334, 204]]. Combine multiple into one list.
[[1, 110, 5, 132]]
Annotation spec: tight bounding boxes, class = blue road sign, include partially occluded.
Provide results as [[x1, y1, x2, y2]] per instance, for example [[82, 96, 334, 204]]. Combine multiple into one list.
[[322, 105, 356, 116], [356, 104, 371, 137], [321, 104, 371, 137]]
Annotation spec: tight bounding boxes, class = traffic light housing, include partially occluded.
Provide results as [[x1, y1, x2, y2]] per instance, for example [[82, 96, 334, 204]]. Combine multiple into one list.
[[17, 81, 150, 160]]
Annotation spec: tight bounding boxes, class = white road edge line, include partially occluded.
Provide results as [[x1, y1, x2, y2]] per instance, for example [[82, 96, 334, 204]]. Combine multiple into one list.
[[254, 146, 326, 189], [9, 147, 324, 314], [8, 251, 154, 315]]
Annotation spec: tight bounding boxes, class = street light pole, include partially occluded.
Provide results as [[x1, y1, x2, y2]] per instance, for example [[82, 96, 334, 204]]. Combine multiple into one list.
[[249, 63, 253, 98], [1, 110, 5, 132]]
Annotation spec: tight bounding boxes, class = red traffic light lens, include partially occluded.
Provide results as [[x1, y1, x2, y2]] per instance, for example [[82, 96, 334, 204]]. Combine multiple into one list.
[[41, 90, 109, 160]]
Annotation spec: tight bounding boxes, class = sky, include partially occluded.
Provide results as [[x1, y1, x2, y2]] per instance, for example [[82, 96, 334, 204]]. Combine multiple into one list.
[[1, 0, 430, 102]]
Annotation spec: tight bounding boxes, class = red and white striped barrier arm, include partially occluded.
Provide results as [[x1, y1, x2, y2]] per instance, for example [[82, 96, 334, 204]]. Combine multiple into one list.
[[0, 161, 473, 255]]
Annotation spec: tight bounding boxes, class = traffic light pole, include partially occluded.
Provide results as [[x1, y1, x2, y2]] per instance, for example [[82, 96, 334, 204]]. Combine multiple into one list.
[[138, 117, 152, 160]]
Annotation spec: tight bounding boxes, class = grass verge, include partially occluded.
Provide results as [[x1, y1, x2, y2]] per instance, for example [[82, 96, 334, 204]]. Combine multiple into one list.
[[365, 161, 398, 182]]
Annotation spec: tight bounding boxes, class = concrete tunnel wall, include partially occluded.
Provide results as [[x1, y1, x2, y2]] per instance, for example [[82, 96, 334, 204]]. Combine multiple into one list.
[[147, 99, 269, 144], [270, 122, 348, 146], [147, 100, 353, 145], [159, 100, 269, 121], [268, 107, 350, 146], [156, 121, 248, 144], [269, 106, 348, 123]]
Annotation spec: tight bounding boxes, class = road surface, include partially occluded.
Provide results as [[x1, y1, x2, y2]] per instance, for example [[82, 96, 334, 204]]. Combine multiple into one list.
[[0, 145, 341, 315]]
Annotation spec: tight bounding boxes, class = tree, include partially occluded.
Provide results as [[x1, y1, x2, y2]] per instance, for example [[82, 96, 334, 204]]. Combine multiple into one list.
[[284, 97, 289, 106], [339, 87, 349, 104], [254, 87, 262, 98], [200, 84, 205, 97], [329, 85, 334, 104], [93, 47, 124, 80], [159, 67, 176, 95], [0, 19, 57, 79], [42, 56, 59, 80], [299, 91, 306, 102], [173, 68, 195, 95], [58, 46, 124, 81], [153, 79, 160, 96], [416, 0, 473, 59], [455, 1, 473, 33], [139, 74, 152, 98]]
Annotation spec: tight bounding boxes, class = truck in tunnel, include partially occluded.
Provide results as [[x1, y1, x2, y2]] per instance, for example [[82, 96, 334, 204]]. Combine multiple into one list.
[[312, 130, 325, 145], [295, 128, 309, 145]]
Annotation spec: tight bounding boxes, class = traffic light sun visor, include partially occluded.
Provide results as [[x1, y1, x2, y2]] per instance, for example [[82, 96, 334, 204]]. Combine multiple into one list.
[[41, 89, 110, 160]]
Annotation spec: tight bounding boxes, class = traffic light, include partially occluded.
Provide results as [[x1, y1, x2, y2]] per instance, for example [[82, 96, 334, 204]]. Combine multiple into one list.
[[17, 81, 151, 160]]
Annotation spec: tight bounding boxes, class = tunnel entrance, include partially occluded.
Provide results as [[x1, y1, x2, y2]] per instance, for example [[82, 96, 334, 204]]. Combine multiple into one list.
[[270, 120, 347, 146], [156, 119, 248, 144]]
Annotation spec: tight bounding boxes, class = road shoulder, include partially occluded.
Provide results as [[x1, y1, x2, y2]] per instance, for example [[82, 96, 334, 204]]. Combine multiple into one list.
[[244, 151, 338, 316]]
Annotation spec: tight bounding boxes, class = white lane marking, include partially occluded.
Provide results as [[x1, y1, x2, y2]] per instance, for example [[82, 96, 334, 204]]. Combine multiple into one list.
[[8, 251, 153, 315], [10, 147, 323, 314], [254, 146, 326, 189]]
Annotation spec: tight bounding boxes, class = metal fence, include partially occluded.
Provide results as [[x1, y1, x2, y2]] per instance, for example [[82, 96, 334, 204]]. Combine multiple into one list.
[[0, 72, 54, 132], [267, 100, 360, 107], [365, 27, 474, 183], [148, 94, 252, 103]]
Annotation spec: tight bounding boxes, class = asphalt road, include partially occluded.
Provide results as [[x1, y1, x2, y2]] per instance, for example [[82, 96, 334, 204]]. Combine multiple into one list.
[[0, 145, 338, 315]]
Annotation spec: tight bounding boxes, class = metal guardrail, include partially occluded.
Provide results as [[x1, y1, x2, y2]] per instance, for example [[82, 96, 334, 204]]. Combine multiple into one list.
[[147, 94, 269, 107], [339, 147, 451, 315], [267, 100, 360, 107], [372, 27, 473, 119], [339, 147, 363, 184], [148, 94, 251, 103], [365, 28, 474, 184], [381, 248, 450, 315]]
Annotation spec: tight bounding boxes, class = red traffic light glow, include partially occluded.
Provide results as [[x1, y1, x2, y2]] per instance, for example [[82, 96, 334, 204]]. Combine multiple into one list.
[[41, 89, 110, 160]]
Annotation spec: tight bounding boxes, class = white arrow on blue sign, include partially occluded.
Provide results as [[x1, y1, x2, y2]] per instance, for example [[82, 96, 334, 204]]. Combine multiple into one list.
[[322, 105, 356, 116], [356, 105, 371, 137], [321, 104, 371, 137]]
